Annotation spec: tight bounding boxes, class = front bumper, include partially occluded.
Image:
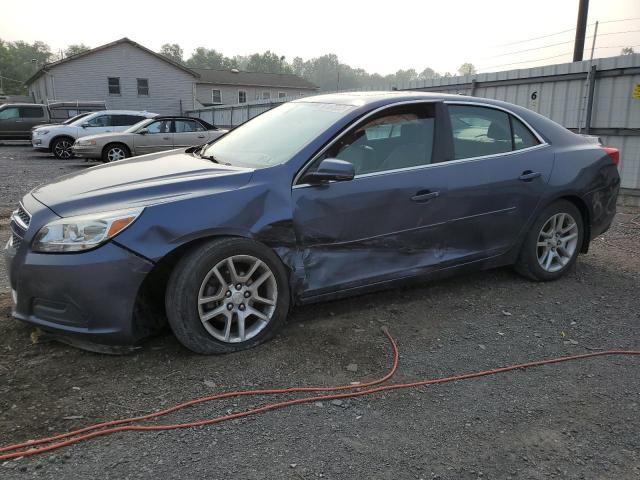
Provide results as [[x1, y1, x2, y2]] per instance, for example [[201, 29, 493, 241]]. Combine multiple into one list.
[[31, 133, 52, 149], [4, 217, 155, 345], [72, 144, 102, 159]]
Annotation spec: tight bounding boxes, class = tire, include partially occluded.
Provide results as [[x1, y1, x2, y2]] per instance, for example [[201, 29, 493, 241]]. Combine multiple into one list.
[[102, 143, 131, 162], [165, 238, 291, 354], [51, 137, 75, 159], [515, 200, 584, 281]]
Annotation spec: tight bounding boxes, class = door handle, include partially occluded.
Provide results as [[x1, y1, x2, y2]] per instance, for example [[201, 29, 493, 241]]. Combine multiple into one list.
[[197, 135, 205, 138], [163, 136, 171, 140], [519, 171, 541, 182], [411, 190, 440, 203]]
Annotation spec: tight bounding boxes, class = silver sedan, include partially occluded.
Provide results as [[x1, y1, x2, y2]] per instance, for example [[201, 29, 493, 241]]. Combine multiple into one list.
[[72, 117, 227, 162]]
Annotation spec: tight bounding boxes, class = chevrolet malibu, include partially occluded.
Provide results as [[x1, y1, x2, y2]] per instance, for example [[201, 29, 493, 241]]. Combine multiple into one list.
[[5, 92, 620, 354]]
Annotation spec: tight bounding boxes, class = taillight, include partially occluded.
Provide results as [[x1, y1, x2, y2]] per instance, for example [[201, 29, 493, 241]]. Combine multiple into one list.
[[602, 147, 620, 167]]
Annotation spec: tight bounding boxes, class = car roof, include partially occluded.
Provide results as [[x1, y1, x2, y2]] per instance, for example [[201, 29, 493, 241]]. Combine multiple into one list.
[[93, 110, 156, 115], [0, 103, 46, 107]]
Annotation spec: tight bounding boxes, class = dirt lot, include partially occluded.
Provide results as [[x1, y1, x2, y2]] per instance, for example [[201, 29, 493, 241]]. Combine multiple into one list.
[[0, 144, 639, 479]]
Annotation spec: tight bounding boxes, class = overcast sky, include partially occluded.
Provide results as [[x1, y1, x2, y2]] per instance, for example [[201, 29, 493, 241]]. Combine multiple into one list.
[[1, 0, 639, 74]]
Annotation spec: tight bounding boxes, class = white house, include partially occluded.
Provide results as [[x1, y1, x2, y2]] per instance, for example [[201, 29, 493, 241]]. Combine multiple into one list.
[[25, 38, 318, 115]]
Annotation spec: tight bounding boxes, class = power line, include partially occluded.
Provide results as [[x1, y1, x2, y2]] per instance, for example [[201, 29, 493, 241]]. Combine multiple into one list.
[[481, 28, 640, 61], [491, 16, 640, 48], [492, 27, 578, 48], [478, 52, 572, 71]]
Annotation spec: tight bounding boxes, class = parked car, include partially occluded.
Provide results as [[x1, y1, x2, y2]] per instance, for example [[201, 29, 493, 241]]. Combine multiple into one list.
[[5, 92, 620, 354], [31, 112, 92, 133], [1, 104, 51, 140], [72, 116, 227, 162], [0, 102, 106, 141], [32, 110, 157, 159]]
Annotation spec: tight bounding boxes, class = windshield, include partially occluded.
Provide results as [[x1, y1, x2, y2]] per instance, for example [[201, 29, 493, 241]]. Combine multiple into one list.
[[125, 118, 154, 133], [63, 113, 89, 125], [202, 102, 353, 168]]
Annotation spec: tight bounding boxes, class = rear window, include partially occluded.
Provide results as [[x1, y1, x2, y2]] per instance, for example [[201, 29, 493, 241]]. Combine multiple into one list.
[[20, 106, 45, 118], [112, 115, 146, 126]]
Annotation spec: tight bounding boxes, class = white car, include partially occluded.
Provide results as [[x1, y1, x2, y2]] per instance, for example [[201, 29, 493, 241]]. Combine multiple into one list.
[[32, 110, 157, 159]]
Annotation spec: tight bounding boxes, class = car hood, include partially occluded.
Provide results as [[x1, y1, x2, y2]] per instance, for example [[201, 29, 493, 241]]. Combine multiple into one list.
[[31, 150, 254, 217], [78, 131, 135, 142]]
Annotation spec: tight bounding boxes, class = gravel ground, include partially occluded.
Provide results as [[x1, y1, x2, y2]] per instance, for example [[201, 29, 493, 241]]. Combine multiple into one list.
[[0, 145, 639, 479]]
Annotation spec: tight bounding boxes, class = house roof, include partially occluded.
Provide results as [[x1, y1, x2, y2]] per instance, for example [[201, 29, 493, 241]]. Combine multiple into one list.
[[191, 68, 318, 90], [25, 38, 199, 85]]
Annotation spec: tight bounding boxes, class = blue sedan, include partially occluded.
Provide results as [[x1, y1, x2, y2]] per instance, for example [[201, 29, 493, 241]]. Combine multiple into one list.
[[5, 92, 620, 354]]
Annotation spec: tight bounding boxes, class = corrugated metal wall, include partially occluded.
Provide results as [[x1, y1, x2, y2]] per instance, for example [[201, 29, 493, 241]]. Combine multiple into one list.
[[187, 55, 640, 192]]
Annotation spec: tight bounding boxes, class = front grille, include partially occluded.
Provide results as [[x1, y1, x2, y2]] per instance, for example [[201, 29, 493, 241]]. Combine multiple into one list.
[[15, 205, 31, 228], [11, 233, 22, 249]]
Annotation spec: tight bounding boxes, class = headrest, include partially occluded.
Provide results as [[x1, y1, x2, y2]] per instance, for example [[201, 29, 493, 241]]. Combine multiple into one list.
[[487, 121, 510, 142]]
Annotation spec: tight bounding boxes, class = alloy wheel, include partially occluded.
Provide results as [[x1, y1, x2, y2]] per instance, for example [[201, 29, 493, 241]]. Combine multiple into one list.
[[107, 147, 127, 162], [536, 212, 579, 273], [197, 255, 277, 343], [54, 140, 73, 159]]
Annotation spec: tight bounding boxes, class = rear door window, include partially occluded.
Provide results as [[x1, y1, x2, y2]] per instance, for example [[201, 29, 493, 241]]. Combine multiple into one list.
[[447, 104, 541, 160], [112, 115, 145, 126], [448, 105, 512, 160], [19, 106, 45, 118], [175, 120, 200, 133]]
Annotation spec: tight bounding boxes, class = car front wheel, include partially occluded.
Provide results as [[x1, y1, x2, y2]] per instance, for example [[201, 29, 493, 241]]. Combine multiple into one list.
[[102, 143, 130, 162], [515, 200, 584, 281], [52, 137, 75, 159], [165, 238, 290, 354]]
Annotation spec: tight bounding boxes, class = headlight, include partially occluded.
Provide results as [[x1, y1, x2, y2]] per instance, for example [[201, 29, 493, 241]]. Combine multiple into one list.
[[35, 130, 49, 135], [32, 208, 143, 253], [76, 139, 96, 146]]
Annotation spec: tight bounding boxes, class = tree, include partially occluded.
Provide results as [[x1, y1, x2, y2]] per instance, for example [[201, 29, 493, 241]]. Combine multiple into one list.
[[0, 38, 53, 94], [64, 44, 90, 57], [245, 51, 291, 74], [159, 43, 183, 64], [419, 67, 440, 80], [621, 47, 635, 55], [185, 47, 226, 69], [458, 63, 477, 76]]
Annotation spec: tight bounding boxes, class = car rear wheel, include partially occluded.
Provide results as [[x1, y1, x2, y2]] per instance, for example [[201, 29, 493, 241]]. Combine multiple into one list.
[[102, 143, 131, 162], [165, 238, 290, 354], [515, 200, 584, 281], [52, 137, 75, 159]]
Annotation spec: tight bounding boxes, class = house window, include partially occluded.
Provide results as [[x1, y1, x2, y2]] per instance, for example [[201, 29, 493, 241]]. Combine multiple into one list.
[[108, 77, 120, 95], [238, 90, 247, 103], [278, 92, 287, 99], [262, 91, 271, 100], [137, 78, 149, 96], [212, 89, 221, 103]]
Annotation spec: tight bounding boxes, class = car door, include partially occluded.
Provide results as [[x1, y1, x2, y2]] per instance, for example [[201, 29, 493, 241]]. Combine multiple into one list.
[[174, 119, 208, 148], [18, 106, 48, 135], [439, 102, 554, 264], [133, 119, 173, 154], [292, 101, 451, 297], [0, 106, 21, 139]]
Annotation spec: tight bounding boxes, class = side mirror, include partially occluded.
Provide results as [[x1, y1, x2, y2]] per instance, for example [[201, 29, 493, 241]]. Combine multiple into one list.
[[138, 128, 149, 135], [301, 158, 355, 184], [81, 123, 90, 128]]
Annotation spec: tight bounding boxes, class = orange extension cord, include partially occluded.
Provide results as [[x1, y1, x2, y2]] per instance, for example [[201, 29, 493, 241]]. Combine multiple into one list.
[[0, 328, 638, 461]]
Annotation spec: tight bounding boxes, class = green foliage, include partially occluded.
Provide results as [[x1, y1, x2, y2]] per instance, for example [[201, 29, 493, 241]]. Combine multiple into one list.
[[159, 43, 183, 63], [0, 39, 52, 94], [458, 62, 477, 76], [64, 44, 90, 58]]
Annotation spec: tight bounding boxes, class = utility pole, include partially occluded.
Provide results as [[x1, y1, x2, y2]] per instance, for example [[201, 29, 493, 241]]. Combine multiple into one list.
[[573, 0, 590, 61]]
